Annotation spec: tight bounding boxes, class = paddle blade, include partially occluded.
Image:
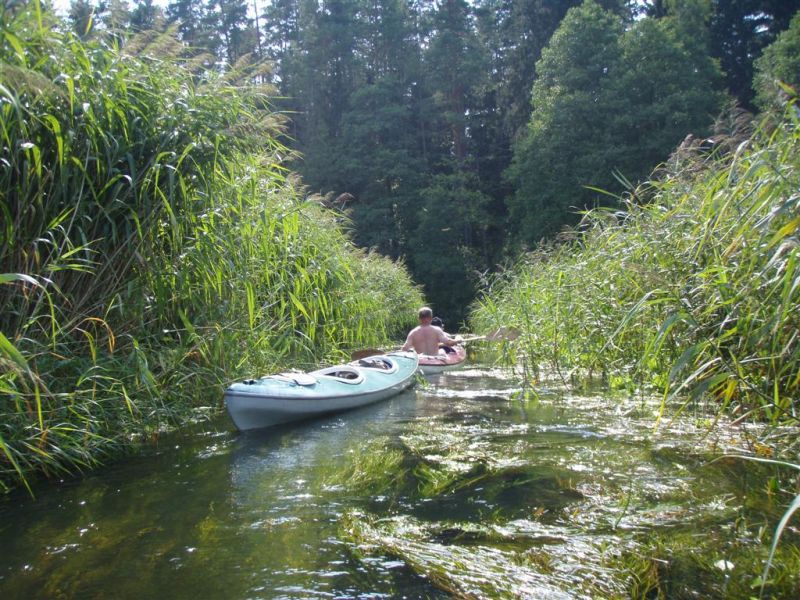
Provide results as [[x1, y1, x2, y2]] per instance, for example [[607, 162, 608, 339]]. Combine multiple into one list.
[[456, 327, 520, 344], [483, 327, 521, 342]]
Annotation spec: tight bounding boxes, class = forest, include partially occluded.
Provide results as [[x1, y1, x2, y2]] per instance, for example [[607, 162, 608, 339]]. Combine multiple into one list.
[[60, 0, 800, 323], [2, 0, 800, 493], [2, 0, 800, 596]]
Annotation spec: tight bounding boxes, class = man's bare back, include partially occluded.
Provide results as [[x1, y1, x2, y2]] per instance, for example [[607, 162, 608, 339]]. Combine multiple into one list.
[[402, 324, 451, 356]]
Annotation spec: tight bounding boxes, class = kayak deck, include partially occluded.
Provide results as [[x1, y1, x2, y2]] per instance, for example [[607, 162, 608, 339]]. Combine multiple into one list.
[[225, 351, 418, 430]]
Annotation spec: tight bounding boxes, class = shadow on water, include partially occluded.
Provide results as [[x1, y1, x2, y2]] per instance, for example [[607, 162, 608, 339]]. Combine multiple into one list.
[[1, 367, 799, 598], [0, 388, 446, 599]]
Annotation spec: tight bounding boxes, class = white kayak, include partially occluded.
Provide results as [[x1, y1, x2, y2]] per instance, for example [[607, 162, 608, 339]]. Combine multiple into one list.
[[225, 351, 419, 430]]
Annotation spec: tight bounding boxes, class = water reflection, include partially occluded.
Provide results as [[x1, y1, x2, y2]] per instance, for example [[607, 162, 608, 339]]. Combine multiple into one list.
[[0, 368, 795, 599]]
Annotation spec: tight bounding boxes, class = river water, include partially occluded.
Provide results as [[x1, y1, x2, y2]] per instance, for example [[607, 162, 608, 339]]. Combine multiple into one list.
[[0, 367, 796, 599]]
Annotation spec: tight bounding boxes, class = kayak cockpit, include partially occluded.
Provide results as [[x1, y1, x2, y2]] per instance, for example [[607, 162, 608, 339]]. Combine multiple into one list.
[[356, 356, 398, 373], [314, 365, 364, 384]]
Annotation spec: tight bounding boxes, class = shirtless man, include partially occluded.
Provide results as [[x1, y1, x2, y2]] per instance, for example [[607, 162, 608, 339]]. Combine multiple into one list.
[[402, 307, 459, 356]]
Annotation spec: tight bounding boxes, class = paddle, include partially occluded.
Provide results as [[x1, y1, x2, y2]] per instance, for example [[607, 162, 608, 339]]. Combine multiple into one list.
[[456, 326, 520, 344], [350, 326, 519, 361]]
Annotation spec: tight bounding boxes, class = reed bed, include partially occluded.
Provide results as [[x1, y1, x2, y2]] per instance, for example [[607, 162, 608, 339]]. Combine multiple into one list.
[[471, 105, 800, 435], [470, 106, 800, 589], [0, 3, 423, 493]]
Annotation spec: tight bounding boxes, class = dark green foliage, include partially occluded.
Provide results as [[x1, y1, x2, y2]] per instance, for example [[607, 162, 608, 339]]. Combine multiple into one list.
[[506, 0, 725, 248], [129, 0, 163, 31], [754, 11, 800, 112], [643, 2, 800, 109], [475, 0, 631, 139], [262, 0, 492, 320], [708, 0, 800, 109], [261, 0, 762, 320], [611, 1, 726, 179], [337, 78, 428, 256], [410, 173, 492, 324], [165, 0, 208, 47], [203, 0, 255, 63], [505, 1, 625, 246], [426, 0, 486, 164]]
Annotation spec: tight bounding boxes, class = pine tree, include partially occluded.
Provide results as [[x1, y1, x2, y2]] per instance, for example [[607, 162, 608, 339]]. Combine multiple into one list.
[[332, 0, 427, 258], [130, 0, 163, 31], [166, 0, 207, 47], [425, 0, 485, 164], [204, 0, 254, 64]]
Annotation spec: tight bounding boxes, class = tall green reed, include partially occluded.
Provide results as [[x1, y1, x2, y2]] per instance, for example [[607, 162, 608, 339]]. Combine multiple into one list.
[[0, 3, 422, 493], [471, 105, 800, 587], [471, 104, 800, 431]]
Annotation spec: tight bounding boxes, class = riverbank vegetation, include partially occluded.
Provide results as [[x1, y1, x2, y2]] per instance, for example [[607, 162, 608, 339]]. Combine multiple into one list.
[[0, 4, 422, 492], [57, 0, 800, 323], [471, 105, 799, 435], [467, 100, 800, 593], [1, 0, 799, 592]]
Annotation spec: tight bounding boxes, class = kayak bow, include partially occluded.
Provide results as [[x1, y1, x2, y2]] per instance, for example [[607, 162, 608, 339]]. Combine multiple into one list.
[[225, 351, 419, 431]]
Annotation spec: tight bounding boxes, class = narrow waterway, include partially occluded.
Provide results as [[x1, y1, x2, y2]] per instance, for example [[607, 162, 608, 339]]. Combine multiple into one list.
[[0, 367, 795, 598]]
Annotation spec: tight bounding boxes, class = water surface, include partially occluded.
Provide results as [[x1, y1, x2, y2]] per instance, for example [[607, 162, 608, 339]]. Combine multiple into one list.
[[0, 367, 795, 598]]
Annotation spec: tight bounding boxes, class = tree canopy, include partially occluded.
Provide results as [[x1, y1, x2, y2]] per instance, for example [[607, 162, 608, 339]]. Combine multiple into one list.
[[61, 0, 800, 322], [753, 11, 800, 111], [507, 0, 725, 247]]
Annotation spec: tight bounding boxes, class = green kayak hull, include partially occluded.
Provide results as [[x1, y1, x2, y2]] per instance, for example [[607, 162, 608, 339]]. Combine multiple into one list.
[[225, 351, 418, 430]]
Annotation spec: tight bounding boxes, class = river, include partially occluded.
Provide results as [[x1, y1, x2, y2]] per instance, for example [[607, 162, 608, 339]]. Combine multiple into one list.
[[0, 366, 796, 598]]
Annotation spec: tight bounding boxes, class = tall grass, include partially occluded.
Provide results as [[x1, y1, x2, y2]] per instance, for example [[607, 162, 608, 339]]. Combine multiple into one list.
[[471, 104, 800, 433], [471, 105, 800, 586], [0, 3, 423, 493]]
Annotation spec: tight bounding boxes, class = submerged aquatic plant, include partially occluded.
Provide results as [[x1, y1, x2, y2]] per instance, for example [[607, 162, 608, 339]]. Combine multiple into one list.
[[341, 511, 628, 599], [712, 455, 800, 599], [609, 516, 800, 598], [328, 368, 800, 598], [324, 437, 409, 496]]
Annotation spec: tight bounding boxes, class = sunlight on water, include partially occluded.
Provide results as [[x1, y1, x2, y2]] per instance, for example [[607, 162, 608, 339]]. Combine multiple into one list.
[[0, 367, 796, 598]]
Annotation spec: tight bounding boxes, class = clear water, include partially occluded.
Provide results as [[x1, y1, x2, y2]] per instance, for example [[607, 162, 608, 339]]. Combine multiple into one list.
[[0, 367, 795, 599]]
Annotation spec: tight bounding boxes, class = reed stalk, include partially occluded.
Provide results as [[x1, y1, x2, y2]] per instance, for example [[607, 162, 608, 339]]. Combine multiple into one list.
[[0, 3, 423, 493], [471, 103, 800, 434]]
